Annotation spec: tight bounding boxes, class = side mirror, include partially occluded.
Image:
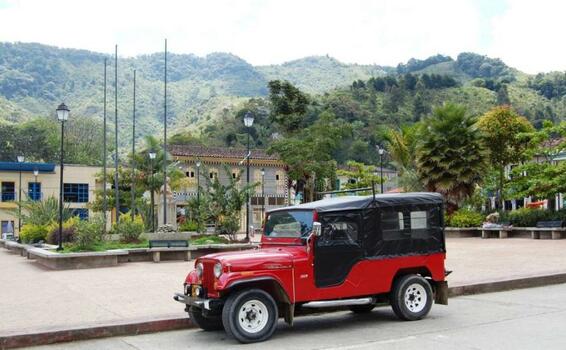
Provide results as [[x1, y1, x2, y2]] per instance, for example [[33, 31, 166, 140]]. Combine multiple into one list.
[[312, 222, 322, 237]]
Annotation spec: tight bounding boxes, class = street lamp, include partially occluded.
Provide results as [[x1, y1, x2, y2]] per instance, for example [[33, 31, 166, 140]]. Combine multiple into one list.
[[261, 168, 265, 224], [148, 150, 157, 233], [195, 160, 201, 227], [378, 147, 385, 194], [33, 168, 39, 201], [372, 169, 378, 199], [56, 103, 69, 251], [17, 155, 24, 236], [243, 112, 254, 242]]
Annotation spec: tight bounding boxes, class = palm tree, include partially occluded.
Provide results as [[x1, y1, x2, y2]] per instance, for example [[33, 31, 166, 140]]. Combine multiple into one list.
[[415, 103, 487, 214], [383, 124, 423, 191]]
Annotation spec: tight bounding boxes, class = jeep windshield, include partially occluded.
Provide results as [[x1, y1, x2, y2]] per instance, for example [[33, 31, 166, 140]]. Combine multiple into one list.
[[264, 210, 314, 238]]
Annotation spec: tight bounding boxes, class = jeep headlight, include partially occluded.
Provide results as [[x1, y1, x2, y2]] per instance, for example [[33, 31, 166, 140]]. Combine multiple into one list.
[[196, 262, 203, 278], [213, 262, 223, 278]]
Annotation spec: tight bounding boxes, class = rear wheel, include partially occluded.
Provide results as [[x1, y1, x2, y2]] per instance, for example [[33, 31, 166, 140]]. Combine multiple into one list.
[[349, 304, 375, 313], [390, 275, 433, 321], [222, 289, 278, 343], [189, 306, 224, 331]]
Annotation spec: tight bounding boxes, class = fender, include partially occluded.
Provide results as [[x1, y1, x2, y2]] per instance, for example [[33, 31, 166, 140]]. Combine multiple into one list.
[[225, 276, 291, 304]]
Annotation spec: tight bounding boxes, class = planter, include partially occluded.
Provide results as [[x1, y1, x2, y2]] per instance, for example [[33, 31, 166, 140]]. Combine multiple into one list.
[[444, 227, 482, 238], [21, 243, 258, 270]]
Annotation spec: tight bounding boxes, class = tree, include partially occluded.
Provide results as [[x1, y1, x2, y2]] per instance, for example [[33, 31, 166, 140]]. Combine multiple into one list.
[[416, 103, 487, 213], [269, 111, 352, 202], [477, 106, 534, 209], [509, 121, 566, 202], [194, 165, 258, 237], [337, 161, 382, 194], [383, 124, 423, 192], [268, 80, 309, 133]]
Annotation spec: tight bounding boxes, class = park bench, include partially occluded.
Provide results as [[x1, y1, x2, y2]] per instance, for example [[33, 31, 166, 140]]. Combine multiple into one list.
[[529, 221, 566, 240], [148, 240, 190, 263], [148, 240, 189, 248], [481, 226, 513, 239]]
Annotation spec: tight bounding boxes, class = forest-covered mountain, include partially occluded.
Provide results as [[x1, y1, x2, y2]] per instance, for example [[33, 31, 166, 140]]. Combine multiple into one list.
[[1, 41, 565, 165]]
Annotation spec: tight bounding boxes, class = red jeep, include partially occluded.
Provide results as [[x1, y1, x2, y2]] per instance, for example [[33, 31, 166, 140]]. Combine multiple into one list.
[[174, 193, 448, 343]]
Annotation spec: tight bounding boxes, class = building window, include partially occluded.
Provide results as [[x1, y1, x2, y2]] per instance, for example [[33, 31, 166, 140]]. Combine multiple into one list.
[[209, 169, 218, 179], [275, 174, 280, 181], [72, 208, 89, 220], [1, 182, 15, 201], [28, 182, 41, 201], [64, 183, 89, 203], [268, 197, 286, 206], [186, 171, 195, 178]]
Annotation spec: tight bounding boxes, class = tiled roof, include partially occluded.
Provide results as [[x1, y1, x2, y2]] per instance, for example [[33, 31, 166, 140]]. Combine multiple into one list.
[[169, 145, 280, 161]]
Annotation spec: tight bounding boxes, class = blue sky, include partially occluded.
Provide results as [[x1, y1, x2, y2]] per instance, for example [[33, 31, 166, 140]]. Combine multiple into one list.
[[0, 0, 564, 73]]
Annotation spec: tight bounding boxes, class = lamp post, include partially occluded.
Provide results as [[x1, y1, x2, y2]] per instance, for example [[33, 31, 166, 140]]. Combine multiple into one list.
[[261, 168, 265, 223], [372, 169, 378, 199], [243, 112, 254, 242], [56, 103, 69, 251], [149, 150, 156, 233], [378, 147, 385, 194], [17, 155, 24, 235], [33, 168, 39, 201], [196, 160, 201, 223]]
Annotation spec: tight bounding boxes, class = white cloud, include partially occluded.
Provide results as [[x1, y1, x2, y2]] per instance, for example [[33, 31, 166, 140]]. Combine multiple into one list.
[[0, 0, 564, 73], [487, 0, 566, 73]]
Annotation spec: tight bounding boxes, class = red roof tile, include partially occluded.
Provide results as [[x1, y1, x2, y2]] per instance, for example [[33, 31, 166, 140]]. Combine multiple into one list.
[[169, 145, 280, 161]]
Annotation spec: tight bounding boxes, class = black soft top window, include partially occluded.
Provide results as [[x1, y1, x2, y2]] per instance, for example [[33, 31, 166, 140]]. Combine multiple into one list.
[[264, 210, 314, 238]]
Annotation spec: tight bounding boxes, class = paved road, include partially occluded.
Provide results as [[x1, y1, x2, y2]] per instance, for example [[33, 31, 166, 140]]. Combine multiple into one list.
[[31, 283, 566, 350], [4, 238, 566, 336]]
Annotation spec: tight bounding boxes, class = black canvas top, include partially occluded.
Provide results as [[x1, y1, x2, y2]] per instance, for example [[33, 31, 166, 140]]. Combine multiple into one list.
[[269, 192, 443, 214]]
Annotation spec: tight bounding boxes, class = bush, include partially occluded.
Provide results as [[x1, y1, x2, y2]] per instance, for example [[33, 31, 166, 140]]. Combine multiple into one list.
[[112, 213, 145, 243], [447, 209, 484, 228], [74, 215, 105, 250], [19, 224, 48, 243], [178, 220, 202, 232], [502, 208, 554, 227], [190, 235, 229, 245], [46, 217, 79, 244], [217, 215, 240, 236]]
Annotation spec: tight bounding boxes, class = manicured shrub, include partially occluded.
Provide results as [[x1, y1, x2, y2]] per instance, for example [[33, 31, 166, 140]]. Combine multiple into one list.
[[178, 220, 202, 232], [74, 215, 105, 250], [502, 207, 560, 227], [112, 213, 145, 243], [46, 217, 79, 244], [19, 224, 48, 243], [447, 209, 484, 228]]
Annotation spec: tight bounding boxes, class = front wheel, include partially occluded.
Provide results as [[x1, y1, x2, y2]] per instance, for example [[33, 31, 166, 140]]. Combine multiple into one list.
[[390, 275, 433, 321], [222, 289, 279, 343], [189, 306, 224, 331]]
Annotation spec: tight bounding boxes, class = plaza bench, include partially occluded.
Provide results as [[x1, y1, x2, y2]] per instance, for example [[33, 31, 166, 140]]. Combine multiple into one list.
[[529, 221, 566, 240], [536, 221, 564, 228], [148, 239, 189, 248], [148, 240, 190, 263], [481, 227, 513, 239]]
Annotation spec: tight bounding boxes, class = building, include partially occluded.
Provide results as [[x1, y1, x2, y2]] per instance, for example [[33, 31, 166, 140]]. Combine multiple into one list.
[[0, 162, 102, 237], [166, 145, 289, 230], [335, 165, 399, 194]]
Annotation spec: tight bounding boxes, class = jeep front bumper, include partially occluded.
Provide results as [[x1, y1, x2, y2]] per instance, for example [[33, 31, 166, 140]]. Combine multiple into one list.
[[174, 293, 224, 313]]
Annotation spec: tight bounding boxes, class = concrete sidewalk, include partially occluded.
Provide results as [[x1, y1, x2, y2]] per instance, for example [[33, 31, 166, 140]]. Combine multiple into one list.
[[2, 238, 566, 338]]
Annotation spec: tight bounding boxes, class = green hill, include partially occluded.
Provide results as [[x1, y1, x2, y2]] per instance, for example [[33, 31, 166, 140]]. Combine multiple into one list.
[[1, 42, 565, 161]]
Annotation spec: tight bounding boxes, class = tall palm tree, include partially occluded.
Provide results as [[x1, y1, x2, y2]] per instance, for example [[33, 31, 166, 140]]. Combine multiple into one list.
[[383, 124, 423, 192], [416, 103, 487, 213]]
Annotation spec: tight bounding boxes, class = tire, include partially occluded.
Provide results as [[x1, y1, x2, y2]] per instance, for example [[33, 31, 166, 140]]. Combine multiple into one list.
[[349, 304, 376, 314], [390, 275, 433, 321], [222, 289, 279, 343], [189, 306, 224, 331]]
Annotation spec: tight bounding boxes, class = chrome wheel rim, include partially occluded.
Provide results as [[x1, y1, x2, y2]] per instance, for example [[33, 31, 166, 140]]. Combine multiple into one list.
[[404, 283, 427, 313], [238, 299, 269, 334]]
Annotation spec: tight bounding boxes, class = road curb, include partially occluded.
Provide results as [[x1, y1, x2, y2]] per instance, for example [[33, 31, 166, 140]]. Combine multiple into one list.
[[2, 273, 566, 349], [0, 317, 194, 350], [448, 272, 566, 297]]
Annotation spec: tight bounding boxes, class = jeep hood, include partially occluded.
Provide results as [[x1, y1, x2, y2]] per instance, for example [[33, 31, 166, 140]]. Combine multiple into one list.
[[200, 248, 294, 272]]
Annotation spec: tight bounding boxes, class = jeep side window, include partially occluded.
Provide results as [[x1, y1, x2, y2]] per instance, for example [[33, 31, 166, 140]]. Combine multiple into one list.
[[381, 206, 440, 241], [318, 214, 361, 247]]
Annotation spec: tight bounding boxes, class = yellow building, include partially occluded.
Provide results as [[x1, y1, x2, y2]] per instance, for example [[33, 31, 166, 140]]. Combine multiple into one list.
[[168, 145, 289, 230], [0, 161, 103, 237]]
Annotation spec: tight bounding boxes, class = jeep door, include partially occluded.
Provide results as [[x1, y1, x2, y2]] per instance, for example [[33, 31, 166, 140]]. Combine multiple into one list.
[[314, 212, 364, 288]]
